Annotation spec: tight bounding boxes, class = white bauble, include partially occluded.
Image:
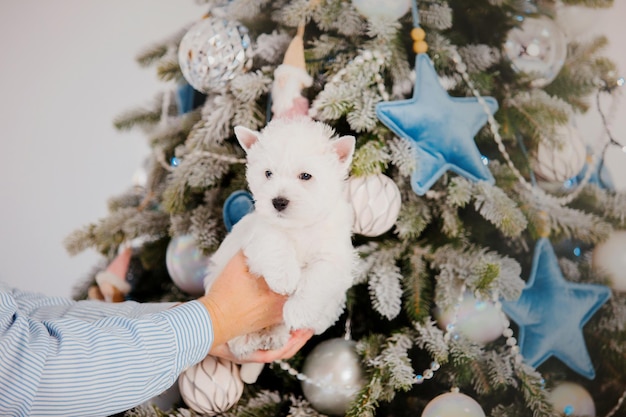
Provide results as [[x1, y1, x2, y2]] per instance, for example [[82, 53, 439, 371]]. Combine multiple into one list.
[[421, 392, 486, 417], [301, 338, 365, 416], [435, 292, 505, 344], [348, 174, 402, 237], [178, 16, 252, 93], [166, 234, 210, 295], [179, 356, 244, 415], [548, 382, 595, 417], [352, 0, 410, 20], [534, 124, 587, 183], [592, 230, 626, 292], [503, 16, 567, 88]]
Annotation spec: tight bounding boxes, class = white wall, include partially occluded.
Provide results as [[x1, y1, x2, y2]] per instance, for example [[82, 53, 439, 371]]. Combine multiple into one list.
[[0, 2, 624, 298], [0, 1, 201, 296]]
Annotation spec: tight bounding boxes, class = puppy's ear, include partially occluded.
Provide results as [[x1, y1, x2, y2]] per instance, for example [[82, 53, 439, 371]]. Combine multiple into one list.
[[332, 135, 356, 168], [234, 126, 260, 152]]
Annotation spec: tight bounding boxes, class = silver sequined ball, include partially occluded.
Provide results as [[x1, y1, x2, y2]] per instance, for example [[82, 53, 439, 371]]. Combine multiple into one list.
[[178, 16, 252, 93]]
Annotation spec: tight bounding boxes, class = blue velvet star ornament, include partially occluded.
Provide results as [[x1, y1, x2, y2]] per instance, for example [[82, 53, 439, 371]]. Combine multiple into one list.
[[376, 53, 498, 195], [502, 237, 611, 379]]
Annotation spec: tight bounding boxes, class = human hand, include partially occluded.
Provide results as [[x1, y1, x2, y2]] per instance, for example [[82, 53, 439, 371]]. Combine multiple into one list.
[[198, 251, 287, 347], [209, 328, 314, 363]]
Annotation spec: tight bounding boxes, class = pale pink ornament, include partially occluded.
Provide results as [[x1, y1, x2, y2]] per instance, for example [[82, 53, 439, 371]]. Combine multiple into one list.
[[548, 382, 595, 417], [592, 230, 626, 292], [421, 392, 485, 417], [179, 356, 244, 415], [347, 174, 401, 237], [534, 124, 587, 183]]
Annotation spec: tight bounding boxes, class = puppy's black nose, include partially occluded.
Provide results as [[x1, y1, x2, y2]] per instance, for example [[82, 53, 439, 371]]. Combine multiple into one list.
[[272, 197, 289, 212]]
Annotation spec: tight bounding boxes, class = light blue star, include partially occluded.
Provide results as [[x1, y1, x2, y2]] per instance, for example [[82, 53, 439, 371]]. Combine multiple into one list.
[[376, 53, 497, 195], [502, 237, 611, 379]]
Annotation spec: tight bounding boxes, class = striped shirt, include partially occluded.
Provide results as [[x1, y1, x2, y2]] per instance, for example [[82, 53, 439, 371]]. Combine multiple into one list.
[[0, 283, 214, 417]]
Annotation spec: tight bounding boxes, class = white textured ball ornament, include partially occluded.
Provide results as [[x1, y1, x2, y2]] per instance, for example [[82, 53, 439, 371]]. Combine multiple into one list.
[[179, 356, 244, 415], [503, 16, 567, 88], [435, 293, 505, 344], [548, 382, 595, 417], [348, 174, 402, 237], [534, 124, 587, 183], [352, 0, 411, 20], [592, 230, 626, 292], [178, 16, 252, 93], [301, 338, 365, 416], [166, 234, 210, 295], [421, 392, 486, 417]]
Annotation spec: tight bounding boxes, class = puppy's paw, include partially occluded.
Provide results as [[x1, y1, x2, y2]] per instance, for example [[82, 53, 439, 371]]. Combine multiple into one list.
[[265, 269, 299, 295], [283, 298, 326, 334]]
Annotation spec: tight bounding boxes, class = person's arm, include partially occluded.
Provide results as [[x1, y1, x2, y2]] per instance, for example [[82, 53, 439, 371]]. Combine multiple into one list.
[[0, 288, 213, 417], [0, 251, 292, 417]]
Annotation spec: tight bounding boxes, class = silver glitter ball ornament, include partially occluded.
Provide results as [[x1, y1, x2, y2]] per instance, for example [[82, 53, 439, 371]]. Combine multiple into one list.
[[178, 16, 253, 93], [301, 338, 365, 416], [503, 16, 567, 88]]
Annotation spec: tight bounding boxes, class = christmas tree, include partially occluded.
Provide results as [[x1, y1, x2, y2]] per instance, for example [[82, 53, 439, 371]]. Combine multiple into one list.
[[64, 0, 626, 416]]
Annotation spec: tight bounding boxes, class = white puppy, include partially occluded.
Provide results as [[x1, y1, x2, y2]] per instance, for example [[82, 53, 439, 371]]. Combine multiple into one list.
[[204, 116, 357, 383]]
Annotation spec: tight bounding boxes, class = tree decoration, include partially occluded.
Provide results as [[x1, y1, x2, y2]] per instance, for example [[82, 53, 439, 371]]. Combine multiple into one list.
[[300, 338, 365, 416], [435, 291, 505, 344], [178, 355, 244, 415], [502, 237, 611, 379], [223, 190, 254, 232], [548, 381, 596, 417], [503, 16, 567, 88], [347, 173, 401, 237], [178, 16, 253, 94], [376, 53, 497, 195], [352, 0, 411, 20], [165, 234, 210, 295], [421, 391, 486, 417], [592, 230, 626, 292], [534, 124, 587, 184], [271, 24, 313, 119], [92, 247, 133, 302]]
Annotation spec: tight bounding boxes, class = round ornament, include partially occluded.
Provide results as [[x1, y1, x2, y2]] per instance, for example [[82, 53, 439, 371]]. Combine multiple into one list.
[[347, 174, 402, 237], [352, 0, 410, 20], [179, 356, 244, 416], [166, 234, 210, 295], [592, 230, 626, 292], [435, 292, 505, 344], [223, 190, 254, 232], [178, 16, 252, 94], [301, 338, 365, 416], [503, 16, 567, 88], [421, 392, 486, 417], [548, 382, 595, 417], [534, 124, 587, 183]]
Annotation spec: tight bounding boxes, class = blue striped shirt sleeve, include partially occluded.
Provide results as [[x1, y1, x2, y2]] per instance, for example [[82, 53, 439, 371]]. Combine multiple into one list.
[[0, 283, 214, 417]]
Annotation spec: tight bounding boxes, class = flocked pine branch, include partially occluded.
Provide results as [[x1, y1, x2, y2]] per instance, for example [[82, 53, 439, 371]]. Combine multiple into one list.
[[419, 1, 453, 31], [430, 243, 524, 307], [350, 141, 390, 176]]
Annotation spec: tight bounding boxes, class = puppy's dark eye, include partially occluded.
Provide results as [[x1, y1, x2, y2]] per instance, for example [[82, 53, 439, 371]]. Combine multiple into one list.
[[299, 172, 312, 181], [265, 170, 273, 179]]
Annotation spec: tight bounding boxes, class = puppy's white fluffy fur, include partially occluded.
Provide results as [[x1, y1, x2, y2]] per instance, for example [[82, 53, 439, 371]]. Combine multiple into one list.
[[204, 117, 356, 381]]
